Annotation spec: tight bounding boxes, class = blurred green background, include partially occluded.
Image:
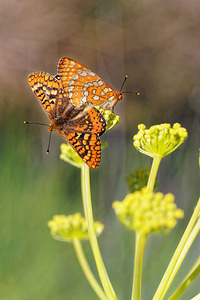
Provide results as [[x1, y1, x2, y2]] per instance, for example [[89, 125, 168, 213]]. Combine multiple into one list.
[[0, 0, 200, 299]]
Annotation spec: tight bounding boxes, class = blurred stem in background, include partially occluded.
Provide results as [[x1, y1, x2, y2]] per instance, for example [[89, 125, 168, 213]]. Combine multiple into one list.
[[168, 256, 200, 300], [73, 237, 107, 300], [153, 199, 200, 300]]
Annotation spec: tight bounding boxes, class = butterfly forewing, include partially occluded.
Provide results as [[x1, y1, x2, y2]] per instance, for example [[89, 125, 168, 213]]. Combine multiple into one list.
[[57, 57, 119, 110], [28, 72, 69, 119]]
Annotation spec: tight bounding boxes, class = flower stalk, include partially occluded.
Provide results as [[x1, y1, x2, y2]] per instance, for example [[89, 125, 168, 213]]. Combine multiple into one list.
[[168, 256, 200, 300], [131, 233, 147, 300], [153, 197, 200, 300], [147, 156, 161, 192], [73, 237, 107, 300], [81, 164, 117, 300]]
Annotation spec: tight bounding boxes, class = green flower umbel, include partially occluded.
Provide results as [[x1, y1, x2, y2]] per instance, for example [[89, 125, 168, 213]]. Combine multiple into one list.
[[133, 123, 188, 158], [113, 188, 184, 234], [48, 213, 104, 242]]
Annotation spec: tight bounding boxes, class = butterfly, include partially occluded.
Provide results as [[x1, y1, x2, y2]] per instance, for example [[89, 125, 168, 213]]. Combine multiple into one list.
[[56, 57, 125, 112], [28, 72, 106, 169]]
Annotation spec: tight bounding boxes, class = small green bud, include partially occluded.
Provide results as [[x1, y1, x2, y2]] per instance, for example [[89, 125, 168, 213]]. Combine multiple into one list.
[[133, 123, 188, 158], [48, 213, 104, 242], [96, 106, 120, 131], [60, 143, 84, 168], [113, 188, 184, 234], [126, 168, 159, 193]]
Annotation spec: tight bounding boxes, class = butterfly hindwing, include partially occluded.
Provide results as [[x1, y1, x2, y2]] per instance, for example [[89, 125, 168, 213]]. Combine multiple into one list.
[[58, 107, 106, 169], [60, 130, 102, 169], [65, 107, 106, 136], [57, 57, 119, 109]]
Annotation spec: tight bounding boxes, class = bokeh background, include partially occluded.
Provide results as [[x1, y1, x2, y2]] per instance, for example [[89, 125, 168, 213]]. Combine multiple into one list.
[[0, 0, 200, 299]]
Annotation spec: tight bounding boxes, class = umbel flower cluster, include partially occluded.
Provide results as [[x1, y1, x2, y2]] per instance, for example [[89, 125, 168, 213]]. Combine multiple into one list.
[[113, 188, 184, 234], [48, 213, 104, 242], [47, 120, 196, 300], [133, 123, 188, 158]]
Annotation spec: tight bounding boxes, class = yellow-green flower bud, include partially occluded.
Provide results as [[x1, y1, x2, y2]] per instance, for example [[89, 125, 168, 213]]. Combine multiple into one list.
[[133, 123, 188, 158], [48, 213, 104, 242], [60, 143, 84, 168], [113, 188, 184, 234], [96, 106, 120, 131]]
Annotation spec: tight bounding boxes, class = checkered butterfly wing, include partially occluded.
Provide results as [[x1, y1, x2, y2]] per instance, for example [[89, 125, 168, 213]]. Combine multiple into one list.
[[57, 57, 121, 110], [28, 72, 106, 168], [58, 107, 106, 169], [28, 72, 69, 119]]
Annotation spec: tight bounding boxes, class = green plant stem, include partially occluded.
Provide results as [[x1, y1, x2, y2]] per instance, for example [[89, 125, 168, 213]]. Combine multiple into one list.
[[160, 218, 200, 299], [131, 233, 147, 300], [168, 256, 200, 300], [147, 156, 162, 192], [73, 238, 107, 300], [81, 164, 117, 300], [130, 156, 160, 300], [153, 198, 200, 300], [190, 292, 200, 300]]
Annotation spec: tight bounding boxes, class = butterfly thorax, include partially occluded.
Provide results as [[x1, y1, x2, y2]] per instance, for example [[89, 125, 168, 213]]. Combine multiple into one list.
[[49, 117, 66, 131]]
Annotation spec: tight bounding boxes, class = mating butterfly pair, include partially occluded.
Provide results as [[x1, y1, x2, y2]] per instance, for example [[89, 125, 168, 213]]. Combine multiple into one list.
[[28, 58, 124, 169]]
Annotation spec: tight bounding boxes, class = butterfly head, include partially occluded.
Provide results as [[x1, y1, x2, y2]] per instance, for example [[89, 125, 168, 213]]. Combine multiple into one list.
[[116, 92, 124, 101]]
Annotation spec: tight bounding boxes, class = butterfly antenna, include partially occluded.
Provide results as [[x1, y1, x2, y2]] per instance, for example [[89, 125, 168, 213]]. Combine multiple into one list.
[[24, 121, 49, 127], [123, 91, 140, 96], [120, 75, 128, 93], [46, 130, 52, 154], [119, 75, 140, 96]]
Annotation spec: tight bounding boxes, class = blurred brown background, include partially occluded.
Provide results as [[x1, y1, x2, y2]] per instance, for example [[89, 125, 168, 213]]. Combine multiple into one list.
[[0, 0, 200, 299], [2, 0, 200, 124]]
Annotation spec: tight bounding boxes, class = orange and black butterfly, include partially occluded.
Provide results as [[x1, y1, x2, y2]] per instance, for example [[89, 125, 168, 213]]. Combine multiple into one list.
[[57, 57, 125, 112], [28, 72, 106, 169]]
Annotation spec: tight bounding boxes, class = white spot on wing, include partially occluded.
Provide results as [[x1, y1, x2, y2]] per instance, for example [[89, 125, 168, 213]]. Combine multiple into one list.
[[69, 92, 73, 98], [80, 71, 87, 76], [103, 87, 109, 93], [69, 80, 75, 86], [98, 80, 103, 86], [73, 74, 79, 80], [81, 96, 87, 103], [93, 95, 100, 101], [88, 71, 96, 76], [68, 86, 74, 92], [93, 81, 99, 87]]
